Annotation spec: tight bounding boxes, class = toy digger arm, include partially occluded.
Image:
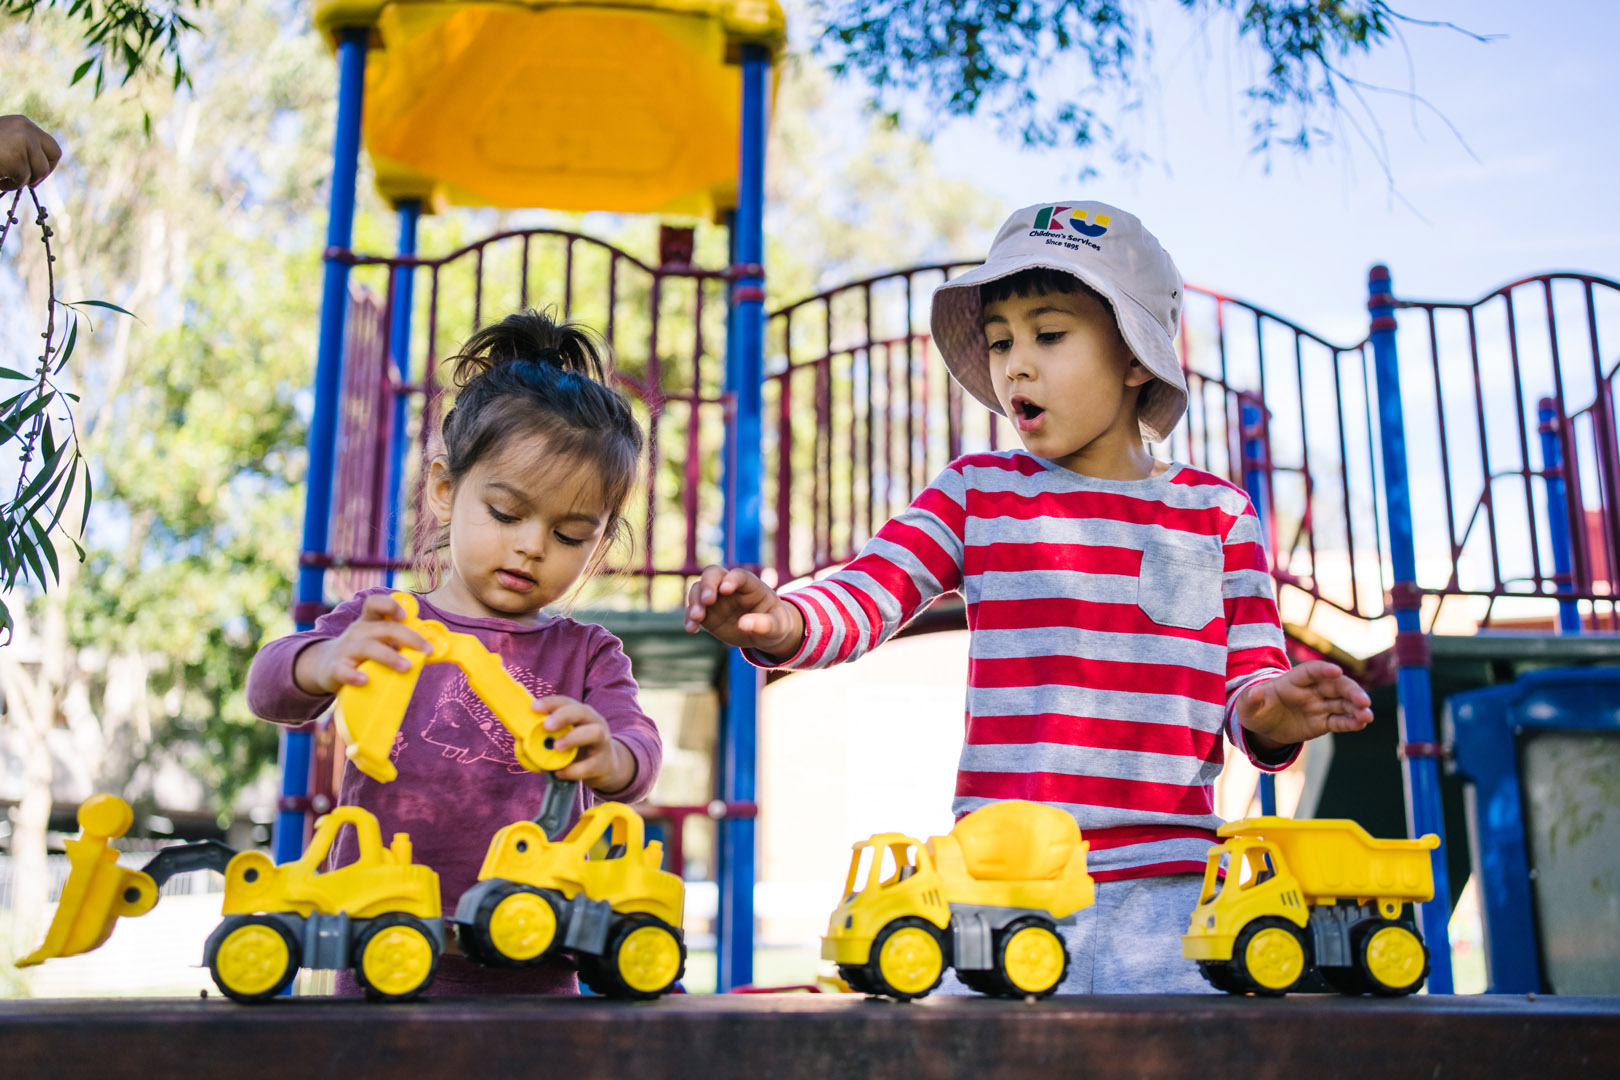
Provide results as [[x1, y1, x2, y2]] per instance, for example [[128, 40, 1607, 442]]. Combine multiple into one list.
[[533, 776, 580, 841], [139, 840, 239, 887]]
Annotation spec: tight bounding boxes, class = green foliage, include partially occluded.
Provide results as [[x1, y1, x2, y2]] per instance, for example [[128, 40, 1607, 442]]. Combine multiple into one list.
[[812, 0, 1479, 160], [2, 0, 207, 95], [0, 186, 130, 643], [3, 0, 348, 815]]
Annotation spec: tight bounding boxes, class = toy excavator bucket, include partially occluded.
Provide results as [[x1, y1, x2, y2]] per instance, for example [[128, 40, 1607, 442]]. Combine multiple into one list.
[[16, 795, 159, 967]]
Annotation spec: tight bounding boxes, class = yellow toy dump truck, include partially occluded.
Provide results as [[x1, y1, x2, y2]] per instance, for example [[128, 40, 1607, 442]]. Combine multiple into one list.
[[1182, 817, 1438, 997], [19, 794, 443, 1002], [823, 800, 1094, 1001], [453, 801, 687, 999], [336, 590, 687, 998]]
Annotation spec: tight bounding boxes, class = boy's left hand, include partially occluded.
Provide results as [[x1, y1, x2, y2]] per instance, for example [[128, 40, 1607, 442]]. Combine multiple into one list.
[[1236, 661, 1373, 751], [533, 695, 636, 793]]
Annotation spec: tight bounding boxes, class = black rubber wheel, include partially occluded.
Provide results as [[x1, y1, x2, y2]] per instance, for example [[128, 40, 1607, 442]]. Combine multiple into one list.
[[1225, 917, 1312, 997], [1355, 920, 1429, 997], [838, 963, 878, 996], [351, 913, 442, 1002], [964, 917, 1069, 999], [205, 914, 301, 1003], [459, 883, 563, 968], [1197, 960, 1243, 995], [578, 915, 687, 1000], [857, 918, 949, 1002]]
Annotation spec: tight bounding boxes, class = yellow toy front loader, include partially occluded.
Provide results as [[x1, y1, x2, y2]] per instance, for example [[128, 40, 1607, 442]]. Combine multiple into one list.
[[823, 800, 1095, 1001], [19, 794, 443, 1002]]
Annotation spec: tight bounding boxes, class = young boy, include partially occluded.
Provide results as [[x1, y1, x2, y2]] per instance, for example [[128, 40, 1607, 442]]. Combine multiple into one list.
[[683, 201, 1373, 993]]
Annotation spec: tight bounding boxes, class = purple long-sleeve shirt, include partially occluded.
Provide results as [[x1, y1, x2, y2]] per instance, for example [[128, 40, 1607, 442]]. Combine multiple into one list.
[[247, 587, 663, 995]]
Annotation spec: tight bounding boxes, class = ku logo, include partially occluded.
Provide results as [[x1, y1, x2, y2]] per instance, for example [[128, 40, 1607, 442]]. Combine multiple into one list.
[[1033, 206, 1111, 238]]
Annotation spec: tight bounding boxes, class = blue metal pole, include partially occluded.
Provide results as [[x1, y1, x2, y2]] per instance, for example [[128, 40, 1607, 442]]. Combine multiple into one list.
[[1240, 398, 1278, 817], [384, 199, 422, 587], [1367, 264, 1453, 993], [1537, 397, 1583, 634], [274, 26, 368, 866], [716, 44, 769, 992]]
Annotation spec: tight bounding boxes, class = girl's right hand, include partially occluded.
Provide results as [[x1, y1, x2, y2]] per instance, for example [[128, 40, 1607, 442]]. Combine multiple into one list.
[[293, 593, 433, 696], [683, 566, 804, 659]]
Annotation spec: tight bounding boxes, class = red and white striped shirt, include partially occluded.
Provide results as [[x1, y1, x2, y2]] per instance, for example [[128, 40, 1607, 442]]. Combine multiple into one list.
[[751, 451, 1295, 881]]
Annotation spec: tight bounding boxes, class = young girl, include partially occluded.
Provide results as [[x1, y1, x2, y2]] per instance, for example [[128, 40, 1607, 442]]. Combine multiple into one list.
[[247, 309, 662, 996]]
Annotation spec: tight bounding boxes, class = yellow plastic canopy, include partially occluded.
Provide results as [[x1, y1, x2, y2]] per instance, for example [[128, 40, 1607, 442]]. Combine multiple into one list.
[[314, 0, 785, 216]]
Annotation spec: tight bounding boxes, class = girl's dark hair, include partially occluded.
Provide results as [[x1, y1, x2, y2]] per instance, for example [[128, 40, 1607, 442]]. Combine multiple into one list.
[[414, 308, 644, 591]]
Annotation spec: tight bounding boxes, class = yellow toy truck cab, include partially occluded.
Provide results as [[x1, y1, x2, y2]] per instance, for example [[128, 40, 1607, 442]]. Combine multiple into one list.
[[823, 800, 1095, 1001], [19, 794, 444, 1002], [453, 802, 687, 998], [1182, 816, 1438, 997]]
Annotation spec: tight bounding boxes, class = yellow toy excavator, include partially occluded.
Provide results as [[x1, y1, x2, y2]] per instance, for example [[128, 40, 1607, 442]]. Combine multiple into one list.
[[823, 800, 1095, 1001], [336, 590, 687, 998], [19, 794, 443, 1002]]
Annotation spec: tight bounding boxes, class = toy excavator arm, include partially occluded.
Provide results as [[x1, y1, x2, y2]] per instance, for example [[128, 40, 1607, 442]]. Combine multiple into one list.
[[334, 592, 576, 785], [140, 839, 238, 886]]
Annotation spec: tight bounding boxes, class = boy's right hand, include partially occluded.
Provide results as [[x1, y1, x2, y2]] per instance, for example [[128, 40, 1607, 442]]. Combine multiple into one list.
[[683, 566, 804, 660], [293, 593, 432, 695]]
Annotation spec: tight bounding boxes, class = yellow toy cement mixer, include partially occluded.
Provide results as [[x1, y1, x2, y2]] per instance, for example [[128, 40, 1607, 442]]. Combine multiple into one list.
[[19, 794, 443, 1002], [1182, 817, 1438, 996], [823, 800, 1095, 1001]]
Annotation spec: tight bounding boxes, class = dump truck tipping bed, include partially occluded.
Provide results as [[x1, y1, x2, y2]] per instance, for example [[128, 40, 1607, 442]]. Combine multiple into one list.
[[1218, 816, 1438, 902]]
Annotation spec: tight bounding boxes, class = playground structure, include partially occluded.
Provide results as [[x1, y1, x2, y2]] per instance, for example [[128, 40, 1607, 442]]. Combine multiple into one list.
[[273, 0, 1620, 996]]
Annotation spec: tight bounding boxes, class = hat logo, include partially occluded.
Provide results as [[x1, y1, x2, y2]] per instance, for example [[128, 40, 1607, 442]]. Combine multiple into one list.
[[1032, 206, 1111, 238]]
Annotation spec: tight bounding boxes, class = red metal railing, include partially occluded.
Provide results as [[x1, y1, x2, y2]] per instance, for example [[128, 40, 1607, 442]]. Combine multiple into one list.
[[1390, 273, 1620, 628], [319, 236, 1620, 636]]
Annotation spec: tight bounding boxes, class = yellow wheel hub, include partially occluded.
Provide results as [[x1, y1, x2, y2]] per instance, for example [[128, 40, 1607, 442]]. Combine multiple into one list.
[[215, 924, 292, 998], [1244, 926, 1306, 991], [361, 924, 434, 998], [877, 926, 943, 996], [489, 892, 557, 963], [1365, 925, 1425, 990], [1002, 925, 1066, 994], [617, 924, 682, 994]]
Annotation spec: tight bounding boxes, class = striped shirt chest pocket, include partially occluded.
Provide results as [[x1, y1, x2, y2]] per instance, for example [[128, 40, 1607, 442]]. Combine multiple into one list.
[[1136, 533, 1225, 630]]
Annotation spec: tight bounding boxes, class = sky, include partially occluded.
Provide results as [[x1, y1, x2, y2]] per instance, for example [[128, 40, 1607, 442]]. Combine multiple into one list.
[[905, 0, 1620, 342]]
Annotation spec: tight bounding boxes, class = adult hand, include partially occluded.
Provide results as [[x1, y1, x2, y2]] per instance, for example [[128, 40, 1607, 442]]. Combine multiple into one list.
[[0, 115, 63, 192]]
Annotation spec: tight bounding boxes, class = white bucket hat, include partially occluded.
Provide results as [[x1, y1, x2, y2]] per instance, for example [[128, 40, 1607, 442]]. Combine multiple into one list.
[[930, 201, 1188, 444]]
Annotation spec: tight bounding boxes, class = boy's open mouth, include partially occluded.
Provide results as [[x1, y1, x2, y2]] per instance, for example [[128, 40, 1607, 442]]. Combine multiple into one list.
[[1010, 395, 1045, 429]]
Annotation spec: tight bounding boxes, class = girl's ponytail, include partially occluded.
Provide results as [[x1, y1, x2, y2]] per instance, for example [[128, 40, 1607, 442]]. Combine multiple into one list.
[[413, 309, 644, 592]]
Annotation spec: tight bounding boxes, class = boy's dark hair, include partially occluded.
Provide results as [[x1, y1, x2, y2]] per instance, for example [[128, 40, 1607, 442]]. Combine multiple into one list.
[[979, 267, 1162, 421], [978, 267, 1106, 310], [414, 308, 644, 589]]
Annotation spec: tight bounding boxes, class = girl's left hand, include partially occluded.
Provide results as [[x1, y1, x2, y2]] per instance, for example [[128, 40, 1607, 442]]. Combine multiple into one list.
[[1235, 661, 1373, 751], [534, 695, 637, 793]]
